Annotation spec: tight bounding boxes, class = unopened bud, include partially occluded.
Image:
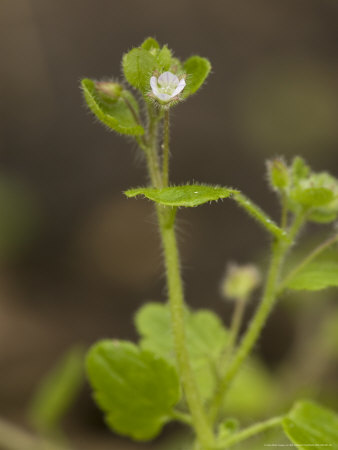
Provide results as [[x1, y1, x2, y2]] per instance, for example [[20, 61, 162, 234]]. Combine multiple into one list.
[[221, 263, 261, 301], [96, 81, 123, 100], [267, 158, 289, 191]]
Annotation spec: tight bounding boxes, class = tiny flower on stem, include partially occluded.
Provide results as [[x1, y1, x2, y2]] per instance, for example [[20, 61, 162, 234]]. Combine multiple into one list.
[[150, 71, 186, 104]]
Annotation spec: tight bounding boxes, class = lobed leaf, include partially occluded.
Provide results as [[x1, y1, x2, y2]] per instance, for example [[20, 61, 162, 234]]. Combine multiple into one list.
[[135, 302, 228, 400], [86, 340, 180, 441], [28, 346, 85, 433], [81, 79, 144, 135], [286, 250, 338, 291], [283, 400, 338, 449], [183, 56, 211, 97], [125, 184, 237, 207]]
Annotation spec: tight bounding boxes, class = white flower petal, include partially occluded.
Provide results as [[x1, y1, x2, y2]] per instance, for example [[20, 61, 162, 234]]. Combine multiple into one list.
[[158, 71, 179, 88], [156, 92, 172, 102], [171, 78, 186, 97], [150, 76, 161, 96], [150, 76, 158, 91]]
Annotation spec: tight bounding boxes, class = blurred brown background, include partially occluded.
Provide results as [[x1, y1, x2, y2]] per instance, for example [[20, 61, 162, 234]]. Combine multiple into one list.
[[0, 0, 338, 448]]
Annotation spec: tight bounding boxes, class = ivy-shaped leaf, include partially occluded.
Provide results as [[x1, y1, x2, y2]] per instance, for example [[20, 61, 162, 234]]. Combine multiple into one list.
[[81, 79, 144, 136], [135, 302, 228, 400], [28, 346, 85, 433], [122, 48, 156, 92], [125, 184, 237, 207], [286, 249, 338, 291], [183, 56, 211, 98], [283, 400, 338, 449], [86, 340, 180, 441]]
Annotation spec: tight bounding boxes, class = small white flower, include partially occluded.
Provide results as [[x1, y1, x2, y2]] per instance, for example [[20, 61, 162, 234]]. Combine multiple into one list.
[[150, 71, 186, 103]]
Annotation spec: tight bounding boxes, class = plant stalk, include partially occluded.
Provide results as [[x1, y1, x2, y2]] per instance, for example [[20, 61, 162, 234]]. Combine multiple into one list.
[[162, 109, 170, 187], [216, 415, 283, 448], [143, 107, 215, 449]]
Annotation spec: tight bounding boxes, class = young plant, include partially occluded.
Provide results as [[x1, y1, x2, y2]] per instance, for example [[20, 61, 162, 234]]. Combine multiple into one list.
[[81, 38, 338, 449]]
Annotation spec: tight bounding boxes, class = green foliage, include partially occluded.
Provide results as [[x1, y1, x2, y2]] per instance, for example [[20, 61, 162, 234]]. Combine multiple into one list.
[[272, 157, 338, 223], [283, 401, 338, 449], [217, 418, 239, 440], [183, 56, 211, 98], [86, 340, 180, 441], [122, 48, 157, 92], [28, 346, 84, 433], [286, 249, 338, 291], [267, 158, 290, 192], [225, 359, 279, 419], [125, 184, 237, 207], [81, 79, 144, 135], [135, 302, 228, 400], [141, 37, 160, 51]]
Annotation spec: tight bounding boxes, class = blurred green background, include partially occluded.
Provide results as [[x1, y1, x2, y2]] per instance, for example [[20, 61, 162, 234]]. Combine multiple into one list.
[[0, 0, 337, 449]]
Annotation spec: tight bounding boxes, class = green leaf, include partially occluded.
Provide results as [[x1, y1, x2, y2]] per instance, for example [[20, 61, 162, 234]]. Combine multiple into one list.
[[135, 303, 228, 400], [28, 346, 84, 433], [283, 400, 338, 449], [286, 250, 338, 291], [225, 358, 279, 419], [125, 184, 237, 207], [292, 187, 334, 207], [156, 45, 173, 71], [86, 340, 180, 441], [81, 79, 144, 135], [183, 56, 211, 97], [122, 48, 156, 92], [141, 37, 160, 51]]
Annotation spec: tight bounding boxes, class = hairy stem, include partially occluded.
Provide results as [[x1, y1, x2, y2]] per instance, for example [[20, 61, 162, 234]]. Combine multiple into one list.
[[217, 416, 283, 448], [220, 298, 246, 373], [146, 104, 162, 187], [159, 215, 215, 448], [143, 107, 214, 448], [162, 109, 170, 187]]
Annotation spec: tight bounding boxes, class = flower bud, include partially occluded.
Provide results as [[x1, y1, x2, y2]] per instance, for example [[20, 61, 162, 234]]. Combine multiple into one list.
[[95, 81, 123, 100], [267, 158, 289, 191], [221, 263, 261, 301]]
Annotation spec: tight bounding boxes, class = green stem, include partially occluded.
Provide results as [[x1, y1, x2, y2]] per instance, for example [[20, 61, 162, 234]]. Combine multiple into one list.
[[209, 238, 287, 422], [233, 193, 288, 242], [159, 214, 215, 449], [220, 298, 246, 373], [280, 192, 288, 230], [146, 104, 162, 187], [143, 105, 215, 449], [278, 232, 338, 294], [216, 416, 283, 448], [171, 409, 193, 426], [0, 418, 67, 450], [162, 109, 170, 187]]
